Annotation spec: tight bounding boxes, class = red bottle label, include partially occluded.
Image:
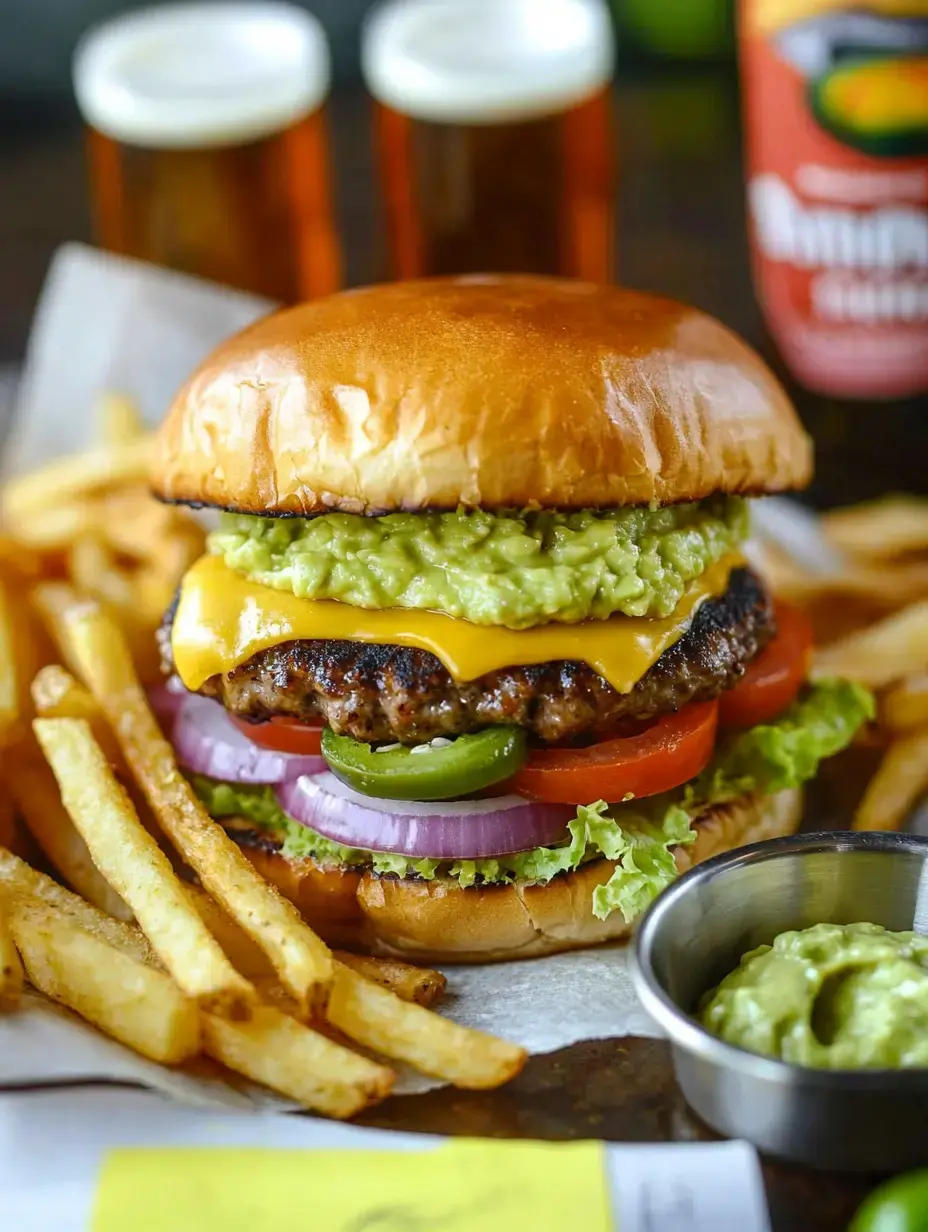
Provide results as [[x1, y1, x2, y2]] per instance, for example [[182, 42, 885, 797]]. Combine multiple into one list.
[[740, 1, 928, 397]]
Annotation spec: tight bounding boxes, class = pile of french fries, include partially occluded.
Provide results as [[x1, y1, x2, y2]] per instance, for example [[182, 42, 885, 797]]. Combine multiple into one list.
[[763, 496, 928, 833], [0, 396, 525, 1117]]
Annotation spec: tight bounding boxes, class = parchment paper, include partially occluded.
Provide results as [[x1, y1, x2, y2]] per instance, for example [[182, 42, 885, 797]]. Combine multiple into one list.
[[0, 244, 828, 1108]]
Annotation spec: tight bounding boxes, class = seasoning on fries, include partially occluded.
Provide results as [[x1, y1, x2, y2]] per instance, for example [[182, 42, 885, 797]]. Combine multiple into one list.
[[0, 846, 156, 963], [7, 747, 132, 920], [64, 600, 336, 1017], [336, 952, 447, 1008], [327, 963, 525, 1090], [6, 893, 201, 1064], [0, 896, 23, 1011], [201, 1005, 395, 1119], [34, 716, 256, 1018], [31, 664, 124, 768]]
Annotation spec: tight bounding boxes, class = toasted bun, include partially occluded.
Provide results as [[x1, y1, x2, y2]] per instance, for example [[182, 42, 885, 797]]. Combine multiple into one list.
[[231, 788, 802, 963], [152, 277, 811, 515]]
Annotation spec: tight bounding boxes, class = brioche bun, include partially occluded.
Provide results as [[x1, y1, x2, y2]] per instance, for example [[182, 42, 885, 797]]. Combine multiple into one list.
[[232, 788, 802, 963], [152, 276, 811, 516]]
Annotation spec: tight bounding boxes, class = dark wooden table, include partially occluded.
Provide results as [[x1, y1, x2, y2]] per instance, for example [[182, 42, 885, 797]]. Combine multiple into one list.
[[1, 68, 925, 1231]]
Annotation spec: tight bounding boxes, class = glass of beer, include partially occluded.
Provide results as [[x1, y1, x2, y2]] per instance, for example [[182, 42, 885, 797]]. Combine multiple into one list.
[[73, 2, 340, 302], [362, 0, 616, 283]]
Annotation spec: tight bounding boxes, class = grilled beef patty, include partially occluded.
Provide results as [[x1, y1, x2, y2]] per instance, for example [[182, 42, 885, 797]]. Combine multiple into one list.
[[161, 567, 773, 745]]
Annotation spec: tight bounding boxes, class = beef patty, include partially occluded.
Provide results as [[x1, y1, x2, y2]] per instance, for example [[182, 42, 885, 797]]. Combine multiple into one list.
[[161, 567, 773, 745]]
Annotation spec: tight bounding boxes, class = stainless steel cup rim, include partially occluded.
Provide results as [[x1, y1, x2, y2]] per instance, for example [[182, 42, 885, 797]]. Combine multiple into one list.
[[631, 829, 928, 1089]]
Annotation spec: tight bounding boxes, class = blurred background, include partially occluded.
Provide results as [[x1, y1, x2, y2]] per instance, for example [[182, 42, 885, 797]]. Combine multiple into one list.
[[1, 0, 926, 502]]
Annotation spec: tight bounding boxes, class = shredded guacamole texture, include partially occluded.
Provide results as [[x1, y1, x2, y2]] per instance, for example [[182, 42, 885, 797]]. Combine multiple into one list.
[[190, 679, 873, 925], [208, 498, 749, 628]]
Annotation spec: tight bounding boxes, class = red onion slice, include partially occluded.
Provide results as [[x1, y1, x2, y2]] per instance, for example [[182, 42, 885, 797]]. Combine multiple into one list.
[[172, 694, 325, 784], [276, 772, 575, 860]]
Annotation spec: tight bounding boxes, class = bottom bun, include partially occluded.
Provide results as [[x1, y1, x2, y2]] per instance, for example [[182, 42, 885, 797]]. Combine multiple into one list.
[[235, 789, 802, 963]]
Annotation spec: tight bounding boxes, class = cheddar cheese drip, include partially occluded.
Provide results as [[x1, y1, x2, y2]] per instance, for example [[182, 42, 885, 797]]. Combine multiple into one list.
[[171, 554, 741, 695]]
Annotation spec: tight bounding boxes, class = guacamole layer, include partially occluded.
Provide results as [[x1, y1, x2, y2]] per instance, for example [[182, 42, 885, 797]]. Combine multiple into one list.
[[208, 497, 749, 628]]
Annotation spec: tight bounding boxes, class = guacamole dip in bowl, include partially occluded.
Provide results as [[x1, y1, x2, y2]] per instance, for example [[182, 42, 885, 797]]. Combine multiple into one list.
[[700, 921, 928, 1070], [632, 830, 928, 1171]]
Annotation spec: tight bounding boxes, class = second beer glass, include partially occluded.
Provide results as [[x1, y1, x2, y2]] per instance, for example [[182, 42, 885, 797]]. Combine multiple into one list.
[[363, 0, 616, 283]]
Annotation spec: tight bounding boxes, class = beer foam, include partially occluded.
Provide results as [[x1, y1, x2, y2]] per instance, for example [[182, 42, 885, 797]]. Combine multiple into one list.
[[73, 3, 330, 149], [362, 0, 615, 124]]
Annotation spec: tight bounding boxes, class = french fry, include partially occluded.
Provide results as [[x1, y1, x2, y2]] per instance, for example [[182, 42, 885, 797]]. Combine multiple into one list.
[[0, 575, 20, 745], [0, 896, 23, 1010], [881, 673, 928, 734], [6, 894, 200, 1063], [1, 437, 152, 523], [202, 1006, 395, 1119], [187, 886, 446, 1006], [97, 392, 144, 445], [6, 502, 98, 553], [31, 582, 88, 677], [0, 535, 46, 582], [151, 524, 206, 580], [6, 743, 132, 920], [812, 600, 928, 689], [131, 566, 181, 628], [0, 853, 393, 1116], [31, 664, 123, 765], [31, 664, 99, 720], [326, 964, 526, 1089], [2, 577, 55, 727], [97, 487, 203, 566], [854, 727, 928, 832], [0, 785, 16, 854], [68, 535, 135, 609], [335, 953, 447, 1008], [32, 664, 161, 839], [65, 601, 334, 1014], [34, 717, 255, 1017], [774, 560, 928, 611], [824, 497, 928, 560], [0, 846, 152, 961], [185, 883, 274, 978]]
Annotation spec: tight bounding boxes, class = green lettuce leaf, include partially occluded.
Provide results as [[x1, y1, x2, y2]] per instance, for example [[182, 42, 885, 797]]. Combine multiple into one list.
[[685, 677, 875, 809], [188, 775, 370, 866], [188, 679, 872, 925]]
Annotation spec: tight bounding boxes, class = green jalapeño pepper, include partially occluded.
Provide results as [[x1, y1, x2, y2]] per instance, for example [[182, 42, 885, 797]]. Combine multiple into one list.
[[321, 726, 528, 801]]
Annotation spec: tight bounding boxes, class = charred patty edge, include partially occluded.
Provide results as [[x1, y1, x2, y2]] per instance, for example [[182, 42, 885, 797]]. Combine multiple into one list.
[[161, 567, 773, 745]]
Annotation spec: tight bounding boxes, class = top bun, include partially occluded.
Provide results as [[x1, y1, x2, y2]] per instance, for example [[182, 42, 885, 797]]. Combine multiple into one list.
[[151, 276, 812, 515]]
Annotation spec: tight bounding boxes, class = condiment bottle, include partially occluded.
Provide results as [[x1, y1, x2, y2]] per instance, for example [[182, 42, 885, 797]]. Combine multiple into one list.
[[740, 0, 928, 398], [73, 2, 340, 301], [362, 0, 615, 282]]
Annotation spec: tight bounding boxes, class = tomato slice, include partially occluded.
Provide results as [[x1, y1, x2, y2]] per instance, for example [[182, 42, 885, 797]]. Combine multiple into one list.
[[511, 700, 719, 806], [230, 715, 324, 755], [718, 601, 812, 729]]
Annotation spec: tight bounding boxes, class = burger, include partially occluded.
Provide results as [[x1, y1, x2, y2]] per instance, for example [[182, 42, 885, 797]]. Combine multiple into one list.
[[151, 276, 872, 962]]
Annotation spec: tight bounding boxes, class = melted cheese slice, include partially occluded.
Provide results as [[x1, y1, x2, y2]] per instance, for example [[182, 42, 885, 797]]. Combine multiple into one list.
[[172, 554, 741, 696]]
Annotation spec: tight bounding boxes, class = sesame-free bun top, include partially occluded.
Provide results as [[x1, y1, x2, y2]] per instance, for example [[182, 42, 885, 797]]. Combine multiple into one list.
[[152, 276, 812, 515]]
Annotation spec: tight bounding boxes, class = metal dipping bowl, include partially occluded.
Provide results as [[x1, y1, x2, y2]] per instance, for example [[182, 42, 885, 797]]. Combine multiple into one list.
[[632, 830, 928, 1171]]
